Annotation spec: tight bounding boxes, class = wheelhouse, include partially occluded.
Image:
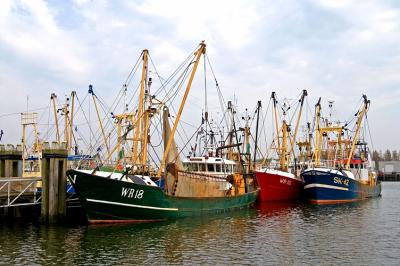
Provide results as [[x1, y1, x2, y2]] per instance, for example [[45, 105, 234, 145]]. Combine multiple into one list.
[[182, 157, 238, 174]]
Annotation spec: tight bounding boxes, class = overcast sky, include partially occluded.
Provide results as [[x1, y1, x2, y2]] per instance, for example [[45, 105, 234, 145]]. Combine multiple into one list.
[[0, 0, 399, 151]]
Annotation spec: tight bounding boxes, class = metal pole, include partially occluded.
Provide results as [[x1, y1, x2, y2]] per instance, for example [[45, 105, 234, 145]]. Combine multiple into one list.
[[253, 100, 261, 167]]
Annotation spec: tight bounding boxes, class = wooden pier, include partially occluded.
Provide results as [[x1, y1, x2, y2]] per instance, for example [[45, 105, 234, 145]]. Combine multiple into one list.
[[0, 142, 68, 223]]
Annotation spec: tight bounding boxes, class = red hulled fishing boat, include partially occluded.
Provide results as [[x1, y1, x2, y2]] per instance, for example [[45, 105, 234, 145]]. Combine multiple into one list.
[[255, 168, 303, 201], [255, 91, 307, 201]]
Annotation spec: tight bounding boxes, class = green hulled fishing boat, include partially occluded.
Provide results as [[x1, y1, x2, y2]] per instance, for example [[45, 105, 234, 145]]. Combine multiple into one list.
[[68, 42, 259, 223], [67, 168, 258, 223]]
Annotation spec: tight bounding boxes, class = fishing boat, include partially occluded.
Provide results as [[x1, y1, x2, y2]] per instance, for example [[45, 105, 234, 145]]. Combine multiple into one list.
[[255, 90, 307, 201], [67, 42, 259, 223], [301, 95, 381, 204]]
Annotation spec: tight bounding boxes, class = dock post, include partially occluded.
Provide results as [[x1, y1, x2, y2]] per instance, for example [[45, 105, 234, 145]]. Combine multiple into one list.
[[41, 142, 68, 223], [0, 144, 5, 177], [41, 143, 49, 222], [1, 145, 22, 177]]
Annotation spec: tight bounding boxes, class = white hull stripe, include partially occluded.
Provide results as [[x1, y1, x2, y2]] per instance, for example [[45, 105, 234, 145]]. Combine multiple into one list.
[[304, 183, 349, 191], [87, 198, 179, 211]]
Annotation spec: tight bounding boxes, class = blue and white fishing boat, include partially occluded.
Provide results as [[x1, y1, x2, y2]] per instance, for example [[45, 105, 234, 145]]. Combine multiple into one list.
[[301, 95, 381, 204]]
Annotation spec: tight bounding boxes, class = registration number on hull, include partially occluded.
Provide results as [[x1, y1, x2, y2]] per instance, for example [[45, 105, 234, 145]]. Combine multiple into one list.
[[333, 177, 349, 186], [280, 178, 292, 186], [121, 187, 144, 199]]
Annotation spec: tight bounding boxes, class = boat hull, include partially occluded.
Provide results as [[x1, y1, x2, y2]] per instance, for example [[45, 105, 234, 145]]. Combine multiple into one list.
[[301, 169, 381, 204], [67, 170, 259, 223], [255, 170, 303, 201]]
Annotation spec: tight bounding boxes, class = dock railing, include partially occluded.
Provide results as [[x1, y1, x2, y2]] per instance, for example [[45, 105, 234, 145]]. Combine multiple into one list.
[[0, 177, 41, 208]]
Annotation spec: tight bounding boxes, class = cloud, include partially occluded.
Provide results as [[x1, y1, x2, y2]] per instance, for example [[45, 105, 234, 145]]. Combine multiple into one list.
[[0, 0, 91, 82], [72, 0, 91, 6], [135, 0, 261, 50], [0, 0, 399, 149]]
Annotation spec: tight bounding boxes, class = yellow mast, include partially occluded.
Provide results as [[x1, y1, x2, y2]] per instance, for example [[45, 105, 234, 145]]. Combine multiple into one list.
[[89, 85, 110, 156], [313, 98, 322, 166], [318, 126, 343, 167], [140, 77, 154, 172], [50, 93, 60, 143], [104, 51, 161, 171], [337, 130, 343, 166], [69, 91, 76, 152], [157, 41, 206, 176], [346, 95, 369, 169], [64, 98, 69, 147], [280, 120, 288, 171], [132, 50, 149, 166], [288, 90, 307, 156]]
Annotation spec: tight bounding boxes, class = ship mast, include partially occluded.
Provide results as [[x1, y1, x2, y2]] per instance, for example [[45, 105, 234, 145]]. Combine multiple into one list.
[[132, 50, 149, 167], [253, 100, 262, 167], [59, 96, 71, 150], [288, 90, 307, 157], [69, 91, 76, 153], [281, 120, 288, 171], [89, 85, 110, 157], [345, 95, 369, 169], [313, 97, 322, 167], [157, 41, 206, 176], [50, 93, 60, 144], [140, 77, 153, 172], [104, 49, 159, 174], [271, 92, 281, 154]]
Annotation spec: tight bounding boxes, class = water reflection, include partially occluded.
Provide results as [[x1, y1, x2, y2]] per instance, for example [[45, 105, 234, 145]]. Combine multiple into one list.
[[0, 183, 398, 265], [77, 209, 258, 264], [256, 201, 302, 217]]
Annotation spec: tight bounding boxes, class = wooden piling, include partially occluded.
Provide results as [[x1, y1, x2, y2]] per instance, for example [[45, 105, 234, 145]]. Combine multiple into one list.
[[0, 145, 22, 178], [41, 142, 68, 223], [0, 145, 5, 177]]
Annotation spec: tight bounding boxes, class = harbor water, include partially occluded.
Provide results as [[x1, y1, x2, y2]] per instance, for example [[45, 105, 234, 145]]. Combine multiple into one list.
[[0, 182, 399, 265]]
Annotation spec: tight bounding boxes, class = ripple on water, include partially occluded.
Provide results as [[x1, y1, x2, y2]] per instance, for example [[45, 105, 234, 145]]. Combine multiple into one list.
[[0, 183, 399, 265]]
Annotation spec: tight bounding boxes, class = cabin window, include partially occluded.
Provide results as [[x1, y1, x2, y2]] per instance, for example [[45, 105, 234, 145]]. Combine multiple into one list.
[[360, 164, 364, 169], [226, 165, 230, 172], [199, 163, 206, 172], [224, 165, 229, 172], [350, 164, 354, 169], [215, 164, 221, 172], [207, 164, 215, 172], [226, 165, 232, 173], [188, 163, 198, 172]]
